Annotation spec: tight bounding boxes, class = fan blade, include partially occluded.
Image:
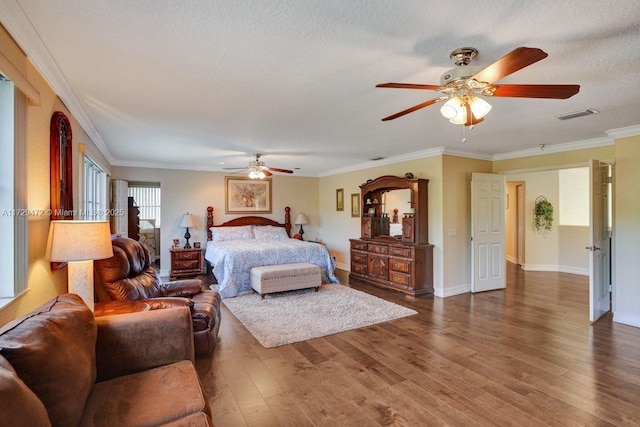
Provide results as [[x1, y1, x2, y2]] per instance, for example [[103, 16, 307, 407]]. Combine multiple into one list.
[[266, 167, 293, 174], [492, 84, 580, 99], [376, 83, 442, 90], [222, 167, 247, 170], [381, 98, 440, 121], [472, 47, 548, 84], [262, 169, 273, 176]]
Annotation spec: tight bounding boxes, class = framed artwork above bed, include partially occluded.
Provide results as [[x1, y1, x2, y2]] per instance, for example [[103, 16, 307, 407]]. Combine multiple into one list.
[[225, 177, 272, 214]]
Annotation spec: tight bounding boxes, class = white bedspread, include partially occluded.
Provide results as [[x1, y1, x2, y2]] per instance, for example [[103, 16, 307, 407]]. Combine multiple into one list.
[[205, 239, 338, 298]]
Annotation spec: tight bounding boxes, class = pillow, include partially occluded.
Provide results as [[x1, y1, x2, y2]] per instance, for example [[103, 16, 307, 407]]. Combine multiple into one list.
[[209, 225, 254, 241], [0, 294, 97, 427], [253, 225, 290, 240]]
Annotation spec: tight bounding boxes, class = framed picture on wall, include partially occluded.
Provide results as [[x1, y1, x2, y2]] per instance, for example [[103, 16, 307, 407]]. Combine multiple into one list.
[[351, 193, 360, 217], [336, 188, 344, 211], [226, 177, 272, 214]]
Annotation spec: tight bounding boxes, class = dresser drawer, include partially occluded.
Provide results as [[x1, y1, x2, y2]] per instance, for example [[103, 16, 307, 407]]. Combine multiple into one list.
[[390, 258, 411, 274], [351, 240, 367, 251], [175, 260, 199, 270], [174, 250, 200, 261], [389, 271, 411, 286], [351, 252, 367, 265], [390, 246, 411, 258], [351, 263, 367, 275], [368, 244, 388, 255]]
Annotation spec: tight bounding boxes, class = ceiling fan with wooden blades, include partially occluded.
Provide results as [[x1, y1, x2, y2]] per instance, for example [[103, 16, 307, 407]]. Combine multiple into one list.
[[223, 153, 294, 179], [377, 47, 580, 127]]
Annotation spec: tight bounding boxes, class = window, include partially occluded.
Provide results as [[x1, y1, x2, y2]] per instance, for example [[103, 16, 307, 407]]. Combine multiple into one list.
[[0, 73, 28, 305], [83, 155, 107, 220], [128, 183, 161, 226]]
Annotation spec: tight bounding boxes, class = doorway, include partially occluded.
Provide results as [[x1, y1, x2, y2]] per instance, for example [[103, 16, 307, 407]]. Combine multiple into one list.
[[503, 163, 613, 322]]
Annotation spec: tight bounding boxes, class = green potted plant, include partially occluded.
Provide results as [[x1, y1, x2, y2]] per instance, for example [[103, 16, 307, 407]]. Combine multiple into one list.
[[534, 196, 553, 231]]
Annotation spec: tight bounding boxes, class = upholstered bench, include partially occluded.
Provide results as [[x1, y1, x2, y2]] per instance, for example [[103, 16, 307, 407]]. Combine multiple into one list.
[[250, 263, 322, 299]]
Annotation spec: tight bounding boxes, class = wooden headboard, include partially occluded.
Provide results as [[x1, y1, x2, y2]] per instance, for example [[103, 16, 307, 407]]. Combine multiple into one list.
[[206, 206, 292, 240]]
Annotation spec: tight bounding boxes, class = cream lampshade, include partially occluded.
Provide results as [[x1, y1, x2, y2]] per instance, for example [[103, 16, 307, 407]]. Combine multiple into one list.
[[45, 220, 113, 311], [294, 212, 310, 240], [180, 213, 197, 248]]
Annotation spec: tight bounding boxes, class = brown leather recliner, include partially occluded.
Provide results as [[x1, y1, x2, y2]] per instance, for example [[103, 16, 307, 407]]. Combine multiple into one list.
[[94, 237, 221, 354]]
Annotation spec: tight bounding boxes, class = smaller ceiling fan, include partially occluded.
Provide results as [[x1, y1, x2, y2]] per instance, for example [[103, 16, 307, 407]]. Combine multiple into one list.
[[223, 153, 294, 179], [377, 46, 580, 127]]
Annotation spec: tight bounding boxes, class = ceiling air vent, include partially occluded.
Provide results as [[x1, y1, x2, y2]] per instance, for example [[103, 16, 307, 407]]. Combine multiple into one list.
[[553, 108, 599, 121]]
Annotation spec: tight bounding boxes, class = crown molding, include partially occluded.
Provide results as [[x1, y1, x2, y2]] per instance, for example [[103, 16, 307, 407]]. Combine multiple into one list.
[[0, 1, 114, 164], [319, 147, 447, 177], [492, 136, 614, 161], [606, 125, 640, 139], [112, 159, 321, 177]]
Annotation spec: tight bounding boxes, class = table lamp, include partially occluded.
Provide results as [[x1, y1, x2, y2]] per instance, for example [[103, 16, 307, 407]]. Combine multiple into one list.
[[45, 220, 113, 311], [180, 213, 197, 248], [294, 212, 310, 240]]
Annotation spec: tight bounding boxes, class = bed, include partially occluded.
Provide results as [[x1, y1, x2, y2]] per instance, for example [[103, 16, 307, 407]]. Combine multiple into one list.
[[204, 206, 338, 298]]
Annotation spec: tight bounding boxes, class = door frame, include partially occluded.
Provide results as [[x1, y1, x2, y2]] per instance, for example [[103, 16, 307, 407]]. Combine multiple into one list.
[[499, 161, 615, 317]]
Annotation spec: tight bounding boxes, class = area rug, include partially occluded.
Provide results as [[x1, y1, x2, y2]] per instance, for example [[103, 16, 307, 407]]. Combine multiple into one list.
[[220, 284, 418, 348]]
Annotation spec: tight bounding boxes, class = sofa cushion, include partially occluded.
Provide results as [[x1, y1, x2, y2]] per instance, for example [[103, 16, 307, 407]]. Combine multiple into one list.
[[0, 294, 97, 427], [0, 355, 52, 427], [80, 360, 209, 427]]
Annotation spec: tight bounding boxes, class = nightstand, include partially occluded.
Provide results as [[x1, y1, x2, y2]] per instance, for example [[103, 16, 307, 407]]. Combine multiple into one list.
[[170, 247, 204, 280]]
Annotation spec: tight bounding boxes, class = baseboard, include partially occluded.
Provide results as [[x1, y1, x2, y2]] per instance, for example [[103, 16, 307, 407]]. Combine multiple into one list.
[[506, 255, 518, 264], [522, 264, 588, 276], [435, 283, 470, 298], [613, 312, 640, 329], [336, 261, 349, 271]]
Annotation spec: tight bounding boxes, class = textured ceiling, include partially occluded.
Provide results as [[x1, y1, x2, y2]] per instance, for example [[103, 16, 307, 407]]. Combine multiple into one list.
[[2, 0, 640, 176]]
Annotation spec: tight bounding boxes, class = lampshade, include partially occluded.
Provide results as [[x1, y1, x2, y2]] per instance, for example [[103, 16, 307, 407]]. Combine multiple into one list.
[[440, 95, 492, 125], [295, 212, 310, 225], [180, 213, 197, 228], [45, 220, 113, 262], [440, 96, 463, 120], [249, 170, 266, 179], [45, 220, 113, 312], [468, 96, 492, 119]]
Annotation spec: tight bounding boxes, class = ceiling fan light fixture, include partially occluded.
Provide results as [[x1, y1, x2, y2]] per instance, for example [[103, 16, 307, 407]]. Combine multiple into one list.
[[248, 169, 265, 179], [441, 95, 492, 125], [469, 96, 492, 120], [440, 96, 463, 119]]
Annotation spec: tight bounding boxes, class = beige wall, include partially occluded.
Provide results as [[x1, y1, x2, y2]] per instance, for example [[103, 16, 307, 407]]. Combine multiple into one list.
[[0, 24, 107, 326], [111, 166, 319, 276], [318, 157, 443, 287], [441, 155, 492, 296], [613, 135, 640, 327]]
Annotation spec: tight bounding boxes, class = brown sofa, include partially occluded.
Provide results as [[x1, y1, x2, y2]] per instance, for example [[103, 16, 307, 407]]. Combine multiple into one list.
[[0, 294, 213, 427], [94, 237, 221, 354]]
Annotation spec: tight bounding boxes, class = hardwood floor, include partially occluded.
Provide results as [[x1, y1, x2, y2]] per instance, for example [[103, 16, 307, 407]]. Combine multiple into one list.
[[195, 264, 640, 426]]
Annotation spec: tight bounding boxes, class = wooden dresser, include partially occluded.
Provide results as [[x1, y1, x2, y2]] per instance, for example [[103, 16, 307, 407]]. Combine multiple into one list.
[[170, 247, 204, 280], [350, 239, 433, 298], [349, 175, 434, 299]]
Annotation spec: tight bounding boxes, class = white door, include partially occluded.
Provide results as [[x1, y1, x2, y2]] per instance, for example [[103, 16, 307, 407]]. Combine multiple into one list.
[[471, 173, 506, 292], [588, 159, 610, 322]]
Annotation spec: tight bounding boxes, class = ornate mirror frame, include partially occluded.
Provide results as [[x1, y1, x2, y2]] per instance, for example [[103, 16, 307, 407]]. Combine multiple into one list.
[[50, 111, 73, 269]]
